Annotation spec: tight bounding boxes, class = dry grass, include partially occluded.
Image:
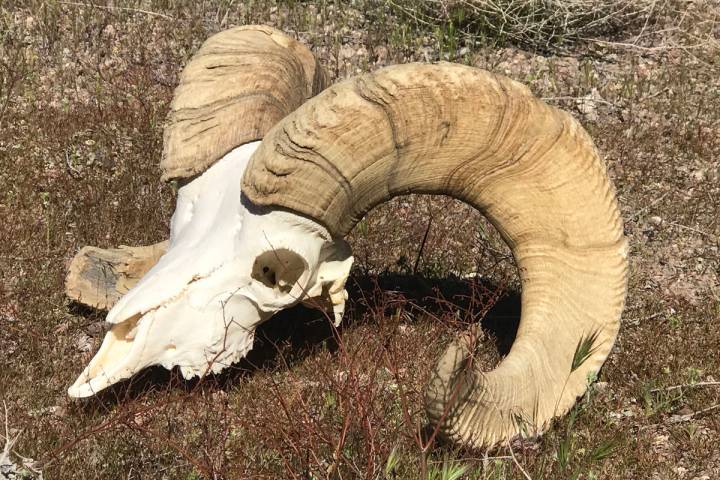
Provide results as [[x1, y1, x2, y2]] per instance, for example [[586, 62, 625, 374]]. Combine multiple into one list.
[[389, 0, 657, 52], [1, 0, 719, 478]]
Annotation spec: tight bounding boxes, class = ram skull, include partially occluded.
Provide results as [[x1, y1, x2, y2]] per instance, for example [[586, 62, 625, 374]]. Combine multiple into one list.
[[67, 25, 629, 449], [68, 142, 352, 397]]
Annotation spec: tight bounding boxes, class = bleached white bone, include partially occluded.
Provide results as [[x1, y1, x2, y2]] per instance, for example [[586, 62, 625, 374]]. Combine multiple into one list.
[[67, 142, 353, 398]]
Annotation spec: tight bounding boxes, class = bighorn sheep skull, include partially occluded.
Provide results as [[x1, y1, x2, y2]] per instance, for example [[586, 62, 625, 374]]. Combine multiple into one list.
[[66, 26, 628, 450], [68, 142, 352, 397]]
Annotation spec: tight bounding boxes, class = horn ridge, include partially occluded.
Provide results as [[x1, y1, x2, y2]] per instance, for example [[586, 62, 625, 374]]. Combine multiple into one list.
[[161, 25, 328, 181]]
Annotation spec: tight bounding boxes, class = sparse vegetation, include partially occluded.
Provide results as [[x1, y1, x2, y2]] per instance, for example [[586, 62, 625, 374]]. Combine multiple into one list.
[[388, 0, 657, 52], [1, 0, 718, 478]]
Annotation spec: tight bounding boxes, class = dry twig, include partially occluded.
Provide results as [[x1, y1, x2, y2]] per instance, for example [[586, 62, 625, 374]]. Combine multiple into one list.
[[650, 381, 720, 393], [667, 404, 720, 424], [507, 441, 533, 480]]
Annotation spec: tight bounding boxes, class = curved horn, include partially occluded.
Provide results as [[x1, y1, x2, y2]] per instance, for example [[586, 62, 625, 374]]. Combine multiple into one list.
[[67, 25, 328, 309], [161, 25, 328, 181], [242, 63, 628, 448]]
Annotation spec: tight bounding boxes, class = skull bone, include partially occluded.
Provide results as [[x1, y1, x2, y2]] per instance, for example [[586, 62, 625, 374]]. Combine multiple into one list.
[[68, 141, 353, 397]]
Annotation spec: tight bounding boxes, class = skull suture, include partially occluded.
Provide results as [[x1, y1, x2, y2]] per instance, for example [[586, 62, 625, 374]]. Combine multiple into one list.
[[67, 141, 353, 398]]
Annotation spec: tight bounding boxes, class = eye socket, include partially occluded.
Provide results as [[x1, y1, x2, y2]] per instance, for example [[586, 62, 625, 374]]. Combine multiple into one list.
[[251, 249, 306, 293]]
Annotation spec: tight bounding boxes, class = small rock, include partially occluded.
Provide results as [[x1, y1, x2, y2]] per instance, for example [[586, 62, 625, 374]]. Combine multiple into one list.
[[397, 324, 411, 335], [594, 381, 609, 392], [691, 170, 706, 182], [648, 216, 663, 226], [103, 24, 116, 38], [677, 406, 693, 416], [50, 405, 67, 417], [576, 88, 603, 122]]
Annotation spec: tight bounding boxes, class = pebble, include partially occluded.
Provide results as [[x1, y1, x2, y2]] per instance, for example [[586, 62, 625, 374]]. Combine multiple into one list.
[[593, 381, 609, 392], [648, 215, 663, 226]]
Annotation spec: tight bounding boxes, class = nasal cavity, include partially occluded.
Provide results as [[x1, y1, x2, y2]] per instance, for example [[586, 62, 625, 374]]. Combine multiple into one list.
[[251, 249, 306, 293]]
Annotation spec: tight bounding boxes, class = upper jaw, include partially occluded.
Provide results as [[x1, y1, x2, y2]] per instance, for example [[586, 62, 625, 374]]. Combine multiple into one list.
[[67, 311, 154, 398], [67, 284, 266, 398]]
